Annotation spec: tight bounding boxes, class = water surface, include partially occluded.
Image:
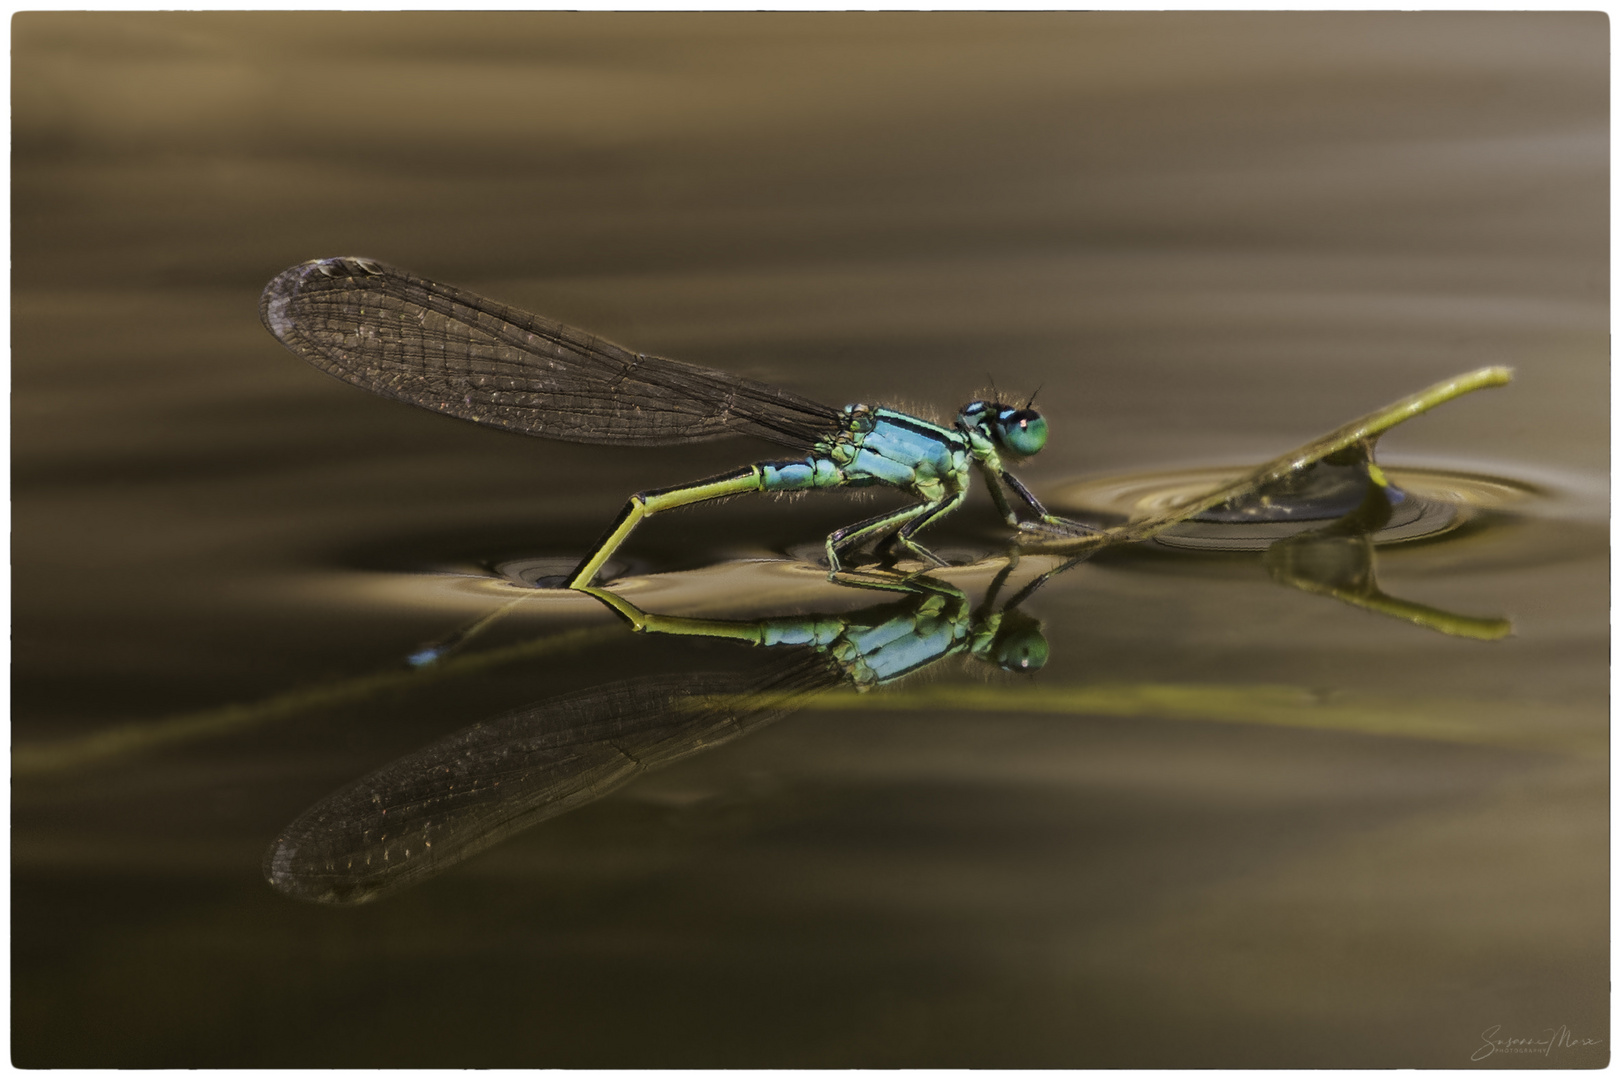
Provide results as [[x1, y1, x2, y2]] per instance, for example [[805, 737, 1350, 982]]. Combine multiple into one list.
[[12, 12, 1608, 1068]]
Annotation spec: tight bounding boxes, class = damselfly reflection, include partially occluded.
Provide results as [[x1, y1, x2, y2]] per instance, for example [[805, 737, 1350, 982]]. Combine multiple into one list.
[[264, 560, 1077, 904], [262, 367, 1517, 903], [262, 257, 1087, 588]]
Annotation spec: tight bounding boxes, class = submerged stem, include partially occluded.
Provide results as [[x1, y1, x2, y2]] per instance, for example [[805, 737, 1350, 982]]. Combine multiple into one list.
[[1022, 366, 1513, 553]]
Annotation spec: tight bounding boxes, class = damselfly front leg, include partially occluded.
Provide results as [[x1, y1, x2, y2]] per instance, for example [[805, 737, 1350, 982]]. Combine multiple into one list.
[[995, 466, 1099, 537]]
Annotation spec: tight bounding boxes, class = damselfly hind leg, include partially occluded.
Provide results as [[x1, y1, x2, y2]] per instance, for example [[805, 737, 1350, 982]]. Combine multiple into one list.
[[567, 465, 768, 588]]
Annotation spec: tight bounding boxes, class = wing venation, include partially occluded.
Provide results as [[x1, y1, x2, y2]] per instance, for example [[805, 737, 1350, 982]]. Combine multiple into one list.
[[261, 256, 843, 449]]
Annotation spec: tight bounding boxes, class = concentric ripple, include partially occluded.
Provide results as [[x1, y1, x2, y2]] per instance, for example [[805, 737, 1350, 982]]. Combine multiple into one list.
[[1046, 466, 1543, 551]]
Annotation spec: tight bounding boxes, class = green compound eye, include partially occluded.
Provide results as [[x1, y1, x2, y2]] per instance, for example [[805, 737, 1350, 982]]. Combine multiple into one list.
[[996, 409, 1048, 457], [991, 616, 1050, 673]]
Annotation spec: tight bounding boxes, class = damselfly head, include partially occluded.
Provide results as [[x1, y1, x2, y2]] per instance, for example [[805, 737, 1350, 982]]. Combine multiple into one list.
[[958, 400, 1049, 458], [976, 609, 1049, 674]]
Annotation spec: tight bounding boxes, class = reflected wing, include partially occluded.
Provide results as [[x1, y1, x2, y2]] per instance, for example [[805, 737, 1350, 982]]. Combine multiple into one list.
[[261, 256, 844, 449], [264, 657, 840, 904]]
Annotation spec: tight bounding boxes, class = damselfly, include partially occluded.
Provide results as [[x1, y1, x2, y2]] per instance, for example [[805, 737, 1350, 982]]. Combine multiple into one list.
[[261, 257, 1081, 587]]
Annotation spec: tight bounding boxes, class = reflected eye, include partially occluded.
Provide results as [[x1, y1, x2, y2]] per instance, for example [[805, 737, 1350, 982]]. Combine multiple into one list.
[[992, 623, 1049, 673], [995, 408, 1048, 456]]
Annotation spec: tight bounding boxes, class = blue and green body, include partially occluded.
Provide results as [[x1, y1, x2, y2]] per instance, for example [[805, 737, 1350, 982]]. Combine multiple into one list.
[[569, 401, 1065, 587]]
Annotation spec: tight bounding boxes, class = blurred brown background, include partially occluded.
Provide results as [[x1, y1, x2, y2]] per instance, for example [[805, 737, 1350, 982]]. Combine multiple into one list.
[[12, 12, 1608, 1067]]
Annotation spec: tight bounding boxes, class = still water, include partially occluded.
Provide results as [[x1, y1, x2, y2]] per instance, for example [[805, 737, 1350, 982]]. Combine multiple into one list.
[[11, 12, 1608, 1067]]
